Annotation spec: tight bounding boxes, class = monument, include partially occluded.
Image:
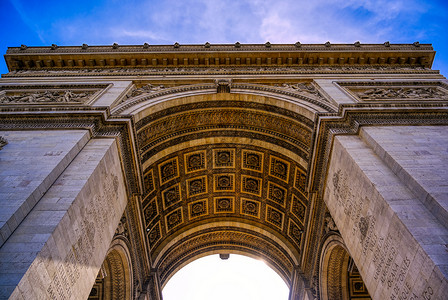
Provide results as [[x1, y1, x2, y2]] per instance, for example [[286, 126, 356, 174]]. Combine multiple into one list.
[[0, 42, 447, 299]]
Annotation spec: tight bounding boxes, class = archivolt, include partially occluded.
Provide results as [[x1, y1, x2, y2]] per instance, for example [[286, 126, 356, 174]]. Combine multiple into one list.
[[101, 239, 134, 300], [154, 221, 299, 289], [112, 82, 335, 116]]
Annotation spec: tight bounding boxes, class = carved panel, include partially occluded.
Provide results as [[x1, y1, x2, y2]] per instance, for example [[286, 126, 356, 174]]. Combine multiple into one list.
[[291, 195, 307, 225], [186, 176, 207, 197], [148, 222, 162, 247], [158, 157, 179, 185], [294, 166, 307, 195], [184, 150, 206, 173], [161, 184, 181, 210], [279, 82, 327, 103], [213, 148, 235, 168], [241, 175, 262, 196], [0, 84, 108, 105], [165, 207, 183, 232], [338, 81, 448, 102], [266, 205, 284, 230], [127, 84, 166, 98], [214, 197, 235, 214], [143, 197, 158, 227], [242, 149, 264, 172], [143, 169, 155, 194], [241, 198, 261, 218], [267, 182, 287, 208], [213, 174, 235, 192], [288, 219, 303, 248], [188, 199, 208, 219], [269, 156, 290, 182]]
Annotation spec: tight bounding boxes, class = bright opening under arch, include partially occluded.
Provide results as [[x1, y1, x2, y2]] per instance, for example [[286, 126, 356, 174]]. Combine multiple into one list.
[[162, 254, 289, 300]]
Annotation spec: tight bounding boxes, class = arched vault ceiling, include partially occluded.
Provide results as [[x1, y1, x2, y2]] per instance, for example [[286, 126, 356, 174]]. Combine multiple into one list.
[[134, 92, 317, 288], [135, 94, 315, 166], [140, 142, 310, 284]]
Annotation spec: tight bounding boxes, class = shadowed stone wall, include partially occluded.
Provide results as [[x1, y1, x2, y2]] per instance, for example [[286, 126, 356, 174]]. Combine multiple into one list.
[[324, 126, 448, 299], [0, 137, 128, 299]]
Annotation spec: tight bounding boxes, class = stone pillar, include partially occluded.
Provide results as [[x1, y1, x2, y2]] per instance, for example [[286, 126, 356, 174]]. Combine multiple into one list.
[[144, 270, 163, 300], [0, 130, 90, 247], [289, 268, 314, 300], [0, 136, 128, 299], [323, 126, 448, 299]]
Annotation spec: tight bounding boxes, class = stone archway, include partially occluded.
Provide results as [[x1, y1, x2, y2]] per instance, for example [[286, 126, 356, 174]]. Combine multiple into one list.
[[89, 239, 134, 300], [319, 235, 371, 300], [127, 90, 320, 297]]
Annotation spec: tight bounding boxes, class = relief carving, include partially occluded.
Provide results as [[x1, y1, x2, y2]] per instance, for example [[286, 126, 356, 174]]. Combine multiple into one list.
[[324, 214, 338, 234], [278, 82, 327, 101], [215, 79, 232, 93], [0, 136, 7, 150], [355, 87, 448, 100], [127, 84, 166, 98], [115, 216, 129, 239], [6, 65, 429, 79], [0, 90, 94, 104]]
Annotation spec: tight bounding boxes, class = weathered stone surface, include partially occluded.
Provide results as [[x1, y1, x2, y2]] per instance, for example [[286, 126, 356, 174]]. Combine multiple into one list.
[[0, 130, 90, 247], [324, 133, 448, 299], [360, 126, 448, 228], [0, 138, 127, 299]]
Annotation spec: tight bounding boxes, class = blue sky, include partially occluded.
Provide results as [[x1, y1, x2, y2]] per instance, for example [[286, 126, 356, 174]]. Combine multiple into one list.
[[0, 0, 447, 76]]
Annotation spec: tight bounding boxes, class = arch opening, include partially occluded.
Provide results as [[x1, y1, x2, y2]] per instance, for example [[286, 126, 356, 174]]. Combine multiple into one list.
[[132, 91, 320, 299], [162, 253, 290, 300], [88, 241, 133, 300], [320, 235, 371, 300]]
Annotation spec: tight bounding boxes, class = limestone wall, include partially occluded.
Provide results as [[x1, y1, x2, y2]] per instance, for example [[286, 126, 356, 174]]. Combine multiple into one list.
[[324, 126, 448, 299], [0, 137, 128, 299], [0, 130, 91, 247]]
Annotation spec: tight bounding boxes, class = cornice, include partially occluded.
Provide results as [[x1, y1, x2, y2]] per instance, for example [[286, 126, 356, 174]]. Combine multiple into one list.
[[4, 43, 435, 73], [0, 107, 141, 197], [308, 104, 448, 196]]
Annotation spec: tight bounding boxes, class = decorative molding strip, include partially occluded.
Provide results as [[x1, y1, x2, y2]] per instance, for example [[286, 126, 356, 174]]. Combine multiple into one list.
[[7, 43, 434, 54], [2, 65, 438, 78], [156, 227, 296, 287], [5, 43, 435, 72]]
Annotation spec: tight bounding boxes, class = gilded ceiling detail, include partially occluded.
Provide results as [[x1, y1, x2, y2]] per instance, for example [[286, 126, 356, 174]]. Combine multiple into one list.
[[141, 144, 308, 266]]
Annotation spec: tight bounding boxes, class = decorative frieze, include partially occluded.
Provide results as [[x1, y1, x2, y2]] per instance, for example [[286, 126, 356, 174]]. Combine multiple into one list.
[[0, 84, 108, 105], [338, 81, 448, 102]]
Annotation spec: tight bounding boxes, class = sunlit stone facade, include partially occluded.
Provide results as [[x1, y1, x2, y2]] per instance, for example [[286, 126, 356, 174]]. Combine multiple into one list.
[[0, 42, 447, 299]]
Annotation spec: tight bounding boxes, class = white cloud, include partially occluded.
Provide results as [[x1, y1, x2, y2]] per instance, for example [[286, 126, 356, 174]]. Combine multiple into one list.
[[5, 0, 439, 48], [112, 29, 166, 41]]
